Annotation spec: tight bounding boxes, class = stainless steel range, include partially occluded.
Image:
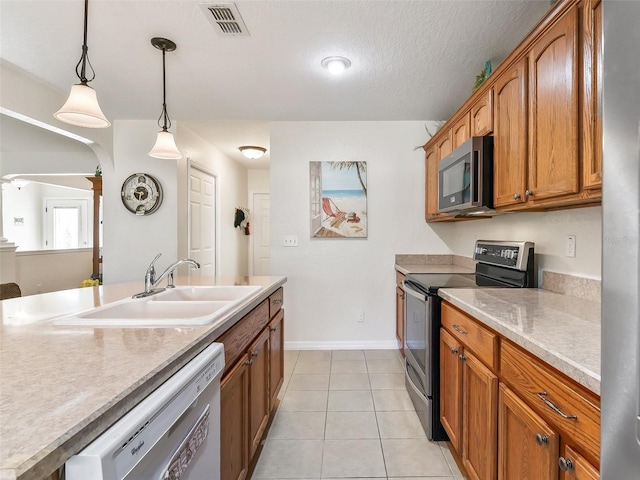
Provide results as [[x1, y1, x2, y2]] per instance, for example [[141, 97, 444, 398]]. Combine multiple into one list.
[[402, 240, 535, 440]]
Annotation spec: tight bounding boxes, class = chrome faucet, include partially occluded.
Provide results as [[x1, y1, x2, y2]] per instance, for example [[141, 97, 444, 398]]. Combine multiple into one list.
[[134, 253, 201, 298]]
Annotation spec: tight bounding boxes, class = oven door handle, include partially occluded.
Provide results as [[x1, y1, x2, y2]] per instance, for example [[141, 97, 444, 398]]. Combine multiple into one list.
[[402, 280, 429, 302]]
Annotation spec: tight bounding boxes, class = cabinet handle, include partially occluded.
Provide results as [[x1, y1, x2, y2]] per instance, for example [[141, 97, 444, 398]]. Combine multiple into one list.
[[244, 359, 253, 366], [535, 433, 549, 445], [450, 347, 458, 354], [270, 326, 277, 332], [251, 351, 259, 357], [273, 299, 283, 305], [513, 193, 521, 200], [536, 392, 578, 420], [525, 189, 534, 197], [459, 354, 467, 361], [558, 457, 575, 471], [452, 324, 468, 335]]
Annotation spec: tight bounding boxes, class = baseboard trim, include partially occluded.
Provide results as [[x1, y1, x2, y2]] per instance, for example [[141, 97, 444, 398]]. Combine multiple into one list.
[[284, 340, 398, 350]]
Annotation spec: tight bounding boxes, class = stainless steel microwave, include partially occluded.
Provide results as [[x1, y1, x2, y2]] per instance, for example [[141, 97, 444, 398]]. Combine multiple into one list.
[[438, 136, 493, 214]]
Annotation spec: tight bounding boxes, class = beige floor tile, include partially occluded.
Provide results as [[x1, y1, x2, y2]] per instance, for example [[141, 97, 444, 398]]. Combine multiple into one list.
[[382, 438, 453, 477], [327, 390, 374, 412], [371, 389, 414, 411], [321, 439, 386, 477], [329, 373, 371, 390], [330, 360, 367, 374], [294, 361, 332, 374], [253, 439, 324, 479], [364, 349, 402, 360], [369, 373, 405, 389], [284, 350, 300, 373], [280, 390, 329, 412], [366, 358, 404, 374], [277, 374, 292, 401], [325, 411, 379, 439], [288, 374, 330, 391], [376, 410, 427, 438], [440, 442, 464, 475], [331, 350, 365, 361], [299, 350, 332, 362], [268, 411, 327, 439]]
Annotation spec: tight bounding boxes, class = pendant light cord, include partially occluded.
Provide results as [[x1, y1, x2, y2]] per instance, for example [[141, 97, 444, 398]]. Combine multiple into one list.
[[75, 0, 95, 85], [158, 47, 172, 131]]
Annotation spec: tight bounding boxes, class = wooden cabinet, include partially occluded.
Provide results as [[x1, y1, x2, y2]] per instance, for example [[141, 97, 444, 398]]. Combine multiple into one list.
[[471, 89, 493, 136], [498, 384, 559, 480], [424, 141, 455, 223], [441, 304, 499, 480], [561, 445, 600, 480], [269, 308, 284, 410], [452, 113, 471, 149], [395, 271, 405, 355], [220, 289, 285, 480], [221, 356, 250, 480]]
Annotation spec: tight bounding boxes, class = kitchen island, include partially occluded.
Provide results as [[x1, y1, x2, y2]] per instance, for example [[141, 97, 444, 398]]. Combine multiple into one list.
[[0, 275, 286, 480]]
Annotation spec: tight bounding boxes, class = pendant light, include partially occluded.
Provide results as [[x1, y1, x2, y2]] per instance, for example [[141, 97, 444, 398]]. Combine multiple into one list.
[[148, 37, 182, 160], [54, 0, 110, 128]]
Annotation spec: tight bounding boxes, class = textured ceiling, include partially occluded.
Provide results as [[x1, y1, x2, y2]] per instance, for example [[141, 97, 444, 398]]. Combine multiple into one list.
[[0, 0, 551, 168]]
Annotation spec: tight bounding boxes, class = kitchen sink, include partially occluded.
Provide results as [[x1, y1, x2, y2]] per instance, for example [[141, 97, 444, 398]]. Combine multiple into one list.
[[52, 285, 263, 327], [150, 285, 262, 302]]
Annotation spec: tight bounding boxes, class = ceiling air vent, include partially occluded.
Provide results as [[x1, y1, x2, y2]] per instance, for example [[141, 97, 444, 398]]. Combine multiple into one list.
[[201, 3, 250, 36]]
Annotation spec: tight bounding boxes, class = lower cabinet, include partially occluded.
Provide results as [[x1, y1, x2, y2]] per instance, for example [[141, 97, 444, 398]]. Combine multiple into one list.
[[220, 289, 285, 480], [498, 384, 559, 480], [561, 445, 600, 480], [395, 271, 405, 355]]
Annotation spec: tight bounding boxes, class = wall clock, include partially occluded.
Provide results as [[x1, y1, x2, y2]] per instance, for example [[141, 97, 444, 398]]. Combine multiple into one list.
[[120, 173, 163, 215]]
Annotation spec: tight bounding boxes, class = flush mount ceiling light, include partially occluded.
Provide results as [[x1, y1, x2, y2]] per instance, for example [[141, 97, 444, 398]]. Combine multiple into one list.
[[148, 37, 182, 160], [239, 146, 267, 159], [54, 0, 110, 128], [321, 56, 351, 75]]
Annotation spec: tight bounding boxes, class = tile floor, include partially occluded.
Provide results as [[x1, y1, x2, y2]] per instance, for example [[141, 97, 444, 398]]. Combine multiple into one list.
[[251, 349, 467, 480]]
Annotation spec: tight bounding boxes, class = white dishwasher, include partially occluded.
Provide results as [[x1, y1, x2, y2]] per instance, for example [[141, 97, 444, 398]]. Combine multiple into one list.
[[66, 342, 225, 480]]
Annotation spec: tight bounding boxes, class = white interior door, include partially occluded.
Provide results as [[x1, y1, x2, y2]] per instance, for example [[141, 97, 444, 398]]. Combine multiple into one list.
[[189, 167, 216, 277], [251, 192, 270, 275]]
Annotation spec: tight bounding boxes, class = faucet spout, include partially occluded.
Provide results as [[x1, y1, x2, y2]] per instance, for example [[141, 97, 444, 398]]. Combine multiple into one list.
[[134, 254, 200, 298], [155, 259, 201, 289]]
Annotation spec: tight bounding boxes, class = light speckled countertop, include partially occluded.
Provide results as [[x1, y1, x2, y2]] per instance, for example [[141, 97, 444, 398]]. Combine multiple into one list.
[[438, 288, 601, 395], [0, 275, 286, 480]]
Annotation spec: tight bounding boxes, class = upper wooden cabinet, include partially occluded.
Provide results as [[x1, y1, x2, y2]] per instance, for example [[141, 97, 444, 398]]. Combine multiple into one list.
[[422, 0, 602, 217], [425, 143, 455, 222]]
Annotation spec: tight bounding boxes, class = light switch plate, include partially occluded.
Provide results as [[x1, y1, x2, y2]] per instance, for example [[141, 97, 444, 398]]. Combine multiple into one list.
[[566, 235, 576, 257], [283, 235, 299, 247]]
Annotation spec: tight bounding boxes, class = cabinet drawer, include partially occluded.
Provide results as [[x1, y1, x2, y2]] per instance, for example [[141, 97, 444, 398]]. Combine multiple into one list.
[[500, 340, 600, 464], [219, 300, 270, 372], [441, 302, 498, 370], [269, 288, 284, 318]]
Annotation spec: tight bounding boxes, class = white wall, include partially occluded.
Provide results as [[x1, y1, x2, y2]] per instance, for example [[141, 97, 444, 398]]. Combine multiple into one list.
[[435, 207, 602, 280], [177, 125, 249, 277], [271, 121, 603, 348], [248, 169, 270, 193], [270, 121, 451, 349], [2, 182, 42, 250]]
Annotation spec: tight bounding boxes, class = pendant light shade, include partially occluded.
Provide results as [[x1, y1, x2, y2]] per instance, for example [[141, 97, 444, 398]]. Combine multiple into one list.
[[54, 0, 110, 128], [148, 37, 182, 160], [54, 84, 110, 128], [149, 130, 182, 160]]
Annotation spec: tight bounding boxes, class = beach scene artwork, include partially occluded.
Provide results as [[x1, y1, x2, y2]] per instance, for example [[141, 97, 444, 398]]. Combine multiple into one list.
[[310, 161, 367, 238]]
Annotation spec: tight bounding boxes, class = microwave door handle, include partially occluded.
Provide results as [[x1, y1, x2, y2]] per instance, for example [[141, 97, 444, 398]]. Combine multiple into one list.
[[472, 149, 480, 205]]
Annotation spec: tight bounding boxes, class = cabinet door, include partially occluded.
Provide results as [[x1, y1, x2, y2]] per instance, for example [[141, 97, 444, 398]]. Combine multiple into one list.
[[452, 113, 471, 149], [438, 130, 453, 158], [269, 309, 284, 410], [582, 0, 602, 190], [221, 356, 250, 480], [493, 58, 528, 208], [561, 445, 599, 480], [527, 5, 580, 202], [440, 328, 463, 453], [462, 351, 498, 480], [248, 328, 270, 458], [498, 384, 559, 480], [395, 285, 405, 354], [471, 89, 494, 136]]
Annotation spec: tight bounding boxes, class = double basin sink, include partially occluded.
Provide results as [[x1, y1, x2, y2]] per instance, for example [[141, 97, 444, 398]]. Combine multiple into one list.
[[53, 285, 262, 327]]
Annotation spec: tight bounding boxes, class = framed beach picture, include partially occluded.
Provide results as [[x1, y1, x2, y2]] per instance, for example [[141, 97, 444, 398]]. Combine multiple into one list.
[[309, 161, 367, 238]]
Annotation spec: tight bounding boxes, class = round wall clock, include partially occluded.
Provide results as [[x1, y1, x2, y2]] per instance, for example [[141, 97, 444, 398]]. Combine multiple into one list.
[[120, 173, 163, 215]]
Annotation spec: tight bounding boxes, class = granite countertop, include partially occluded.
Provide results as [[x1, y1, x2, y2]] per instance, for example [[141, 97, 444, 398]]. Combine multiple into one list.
[[438, 288, 601, 395], [0, 275, 286, 480]]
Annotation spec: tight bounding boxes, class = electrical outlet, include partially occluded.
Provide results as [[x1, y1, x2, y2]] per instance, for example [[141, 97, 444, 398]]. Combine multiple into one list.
[[283, 235, 299, 247], [566, 235, 576, 257], [357, 311, 365, 323]]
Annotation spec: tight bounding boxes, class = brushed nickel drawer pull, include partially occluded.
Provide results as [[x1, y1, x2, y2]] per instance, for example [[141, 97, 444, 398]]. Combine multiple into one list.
[[537, 391, 578, 420], [273, 299, 283, 305], [270, 326, 277, 332], [244, 359, 253, 366], [535, 433, 549, 445], [251, 351, 259, 357], [452, 324, 468, 335], [450, 347, 458, 354], [558, 457, 575, 471]]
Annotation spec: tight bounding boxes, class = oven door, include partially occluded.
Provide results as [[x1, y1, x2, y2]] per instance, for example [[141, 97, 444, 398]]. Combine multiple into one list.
[[402, 281, 431, 397]]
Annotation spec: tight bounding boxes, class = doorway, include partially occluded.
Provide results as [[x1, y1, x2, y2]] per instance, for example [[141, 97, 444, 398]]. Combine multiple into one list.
[[250, 192, 270, 275], [189, 167, 217, 277]]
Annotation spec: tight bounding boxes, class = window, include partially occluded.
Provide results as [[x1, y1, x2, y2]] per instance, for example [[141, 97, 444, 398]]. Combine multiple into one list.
[[43, 198, 89, 249]]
